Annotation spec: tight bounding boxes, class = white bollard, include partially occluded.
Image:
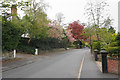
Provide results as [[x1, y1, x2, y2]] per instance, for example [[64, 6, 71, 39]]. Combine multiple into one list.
[[35, 49, 38, 55], [67, 48, 69, 50], [13, 50, 16, 58]]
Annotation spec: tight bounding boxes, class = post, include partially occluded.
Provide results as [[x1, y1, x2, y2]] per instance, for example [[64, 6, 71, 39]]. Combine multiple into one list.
[[13, 50, 16, 58], [100, 50, 108, 73], [35, 49, 38, 55], [94, 49, 98, 61]]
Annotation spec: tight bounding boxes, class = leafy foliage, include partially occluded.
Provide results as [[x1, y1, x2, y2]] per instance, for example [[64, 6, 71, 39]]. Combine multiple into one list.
[[106, 47, 119, 57], [67, 21, 87, 41], [105, 33, 120, 57], [48, 20, 64, 40], [115, 33, 120, 46], [21, 0, 49, 43], [66, 21, 88, 48], [66, 29, 76, 42], [2, 17, 23, 51], [92, 41, 101, 53], [108, 26, 115, 34], [98, 28, 113, 44], [73, 40, 84, 49], [17, 37, 67, 53]]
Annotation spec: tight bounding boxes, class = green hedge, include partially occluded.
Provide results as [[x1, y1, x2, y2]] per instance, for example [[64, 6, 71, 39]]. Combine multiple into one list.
[[106, 47, 119, 57], [17, 37, 68, 54], [17, 45, 35, 54]]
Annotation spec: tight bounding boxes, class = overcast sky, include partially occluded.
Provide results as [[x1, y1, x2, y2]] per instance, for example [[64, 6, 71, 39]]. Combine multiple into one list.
[[18, 0, 120, 32]]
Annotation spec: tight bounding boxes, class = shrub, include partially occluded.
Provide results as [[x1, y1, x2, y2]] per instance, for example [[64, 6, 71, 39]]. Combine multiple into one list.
[[109, 42, 118, 47], [106, 33, 120, 57], [2, 18, 23, 51], [92, 41, 101, 53], [17, 37, 67, 54], [115, 33, 120, 46], [17, 45, 35, 54], [100, 42, 107, 49], [73, 40, 83, 49], [29, 37, 63, 50], [106, 47, 119, 57]]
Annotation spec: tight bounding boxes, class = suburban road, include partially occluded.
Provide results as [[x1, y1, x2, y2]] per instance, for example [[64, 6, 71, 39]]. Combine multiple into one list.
[[2, 48, 118, 78]]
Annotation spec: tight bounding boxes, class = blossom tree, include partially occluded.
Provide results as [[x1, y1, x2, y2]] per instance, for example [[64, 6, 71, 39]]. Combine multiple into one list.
[[68, 21, 87, 41], [66, 29, 76, 43], [66, 21, 88, 48], [48, 20, 64, 39]]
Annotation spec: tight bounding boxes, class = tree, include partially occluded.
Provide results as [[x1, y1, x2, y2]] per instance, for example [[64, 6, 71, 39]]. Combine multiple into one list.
[[2, 17, 23, 51], [1, 0, 30, 14], [98, 28, 113, 44], [108, 26, 116, 34], [48, 20, 64, 40], [67, 21, 87, 48], [85, 0, 111, 40], [83, 24, 95, 52], [68, 21, 86, 40], [66, 29, 76, 43], [21, 0, 49, 43], [55, 12, 65, 25], [1, 0, 27, 51]]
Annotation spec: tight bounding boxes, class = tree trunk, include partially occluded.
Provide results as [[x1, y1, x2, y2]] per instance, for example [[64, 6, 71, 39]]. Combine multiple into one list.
[[90, 34, 92, 53], [28, 38, 32, 44], [97, 33, 99, 41]]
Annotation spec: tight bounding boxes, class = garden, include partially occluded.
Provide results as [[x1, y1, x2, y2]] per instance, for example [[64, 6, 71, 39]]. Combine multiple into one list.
[[2, 0, 88, 59]]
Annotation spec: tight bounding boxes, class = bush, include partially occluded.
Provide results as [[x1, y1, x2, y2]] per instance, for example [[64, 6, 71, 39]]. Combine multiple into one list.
[[2, 17, 23, 51], [73, 40, 83, 49], [115, 33, 120, 46], [92, 41, 101, 53], [105, 33, 120, 57], [109, 42, 118, 47], [85, 42, 90, 47], [17, 37, 67, 54], [106, 47, 119, 57], [29, 37, 63, 50], [17, 45, 35, 54], [100, 42, 107, 49]]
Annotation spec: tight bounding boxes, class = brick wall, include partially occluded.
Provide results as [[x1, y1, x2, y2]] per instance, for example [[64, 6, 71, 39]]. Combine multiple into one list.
[[118, 58, 120, 75], [107, 58, 120, 75]]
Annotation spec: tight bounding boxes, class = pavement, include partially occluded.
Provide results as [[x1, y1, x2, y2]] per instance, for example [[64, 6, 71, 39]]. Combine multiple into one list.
[[80, 50, 118, 78], [96, 61, 102, 72], [2, 48, 119, 79], [2, 53, 41, 72]]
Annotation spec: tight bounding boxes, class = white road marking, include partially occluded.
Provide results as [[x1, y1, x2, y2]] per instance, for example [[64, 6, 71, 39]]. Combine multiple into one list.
[[77, 53, 85, 79]]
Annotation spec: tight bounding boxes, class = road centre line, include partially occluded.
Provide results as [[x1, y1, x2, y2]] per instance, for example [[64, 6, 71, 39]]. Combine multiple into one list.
[[77, 53, 85, 79]]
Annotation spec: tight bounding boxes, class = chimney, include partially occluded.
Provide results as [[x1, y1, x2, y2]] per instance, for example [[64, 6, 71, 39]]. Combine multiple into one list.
[[11, 4, 17, 20]]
